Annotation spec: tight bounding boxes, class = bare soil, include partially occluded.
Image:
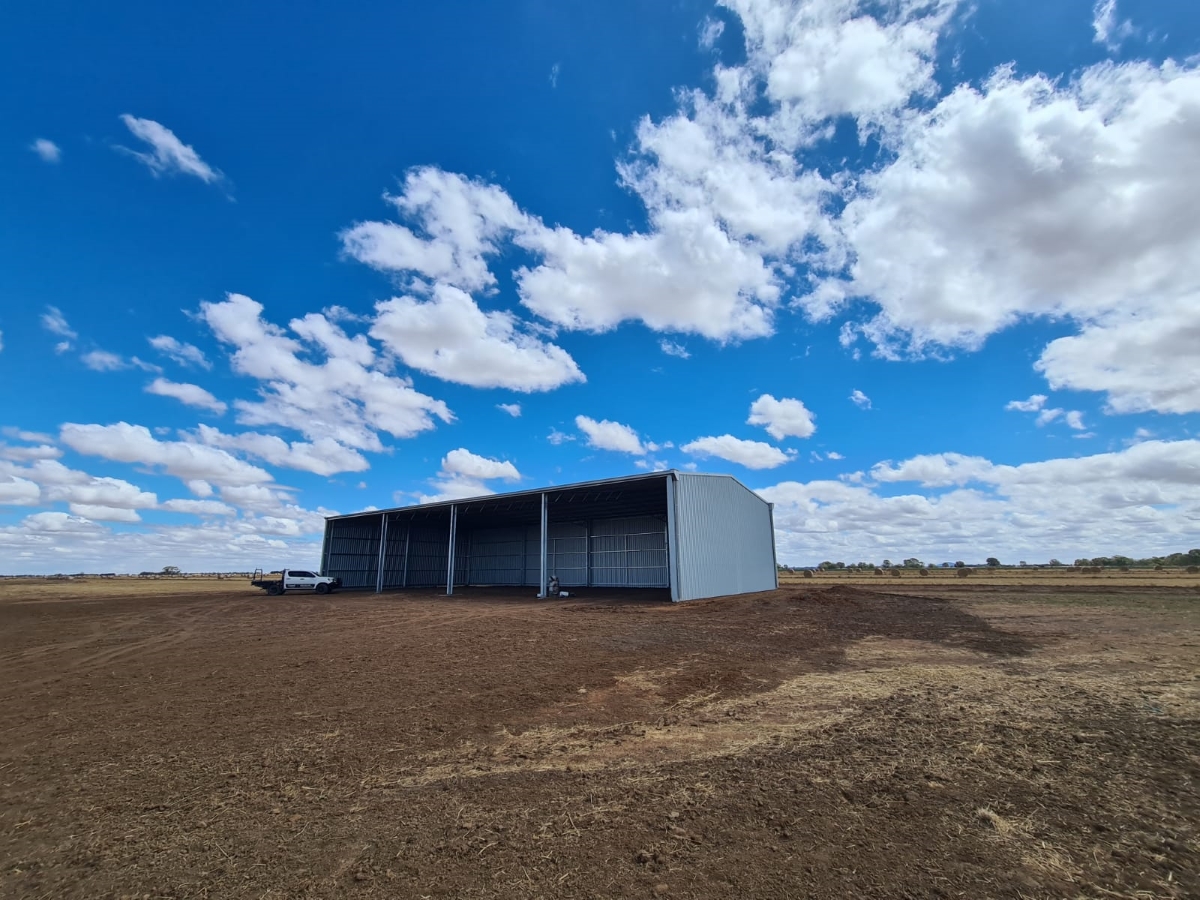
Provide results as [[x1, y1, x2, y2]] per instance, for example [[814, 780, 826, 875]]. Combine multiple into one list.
[[1, 579, 1197, 899]]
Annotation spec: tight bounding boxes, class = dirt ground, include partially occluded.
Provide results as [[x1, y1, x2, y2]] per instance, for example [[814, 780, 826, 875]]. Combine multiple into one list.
[[1, 579, 1197, 899]]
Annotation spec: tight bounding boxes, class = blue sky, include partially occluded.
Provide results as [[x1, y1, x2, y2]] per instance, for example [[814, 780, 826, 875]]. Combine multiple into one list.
[[2, 0, 1199, 573]]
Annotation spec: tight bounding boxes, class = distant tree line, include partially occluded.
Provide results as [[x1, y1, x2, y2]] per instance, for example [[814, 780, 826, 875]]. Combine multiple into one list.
[[778, 548, 1200, 572], [1070, 549, 1200, 569]]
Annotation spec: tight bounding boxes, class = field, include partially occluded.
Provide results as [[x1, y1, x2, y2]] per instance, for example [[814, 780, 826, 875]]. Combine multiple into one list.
[[2, 577, 1197, 899]]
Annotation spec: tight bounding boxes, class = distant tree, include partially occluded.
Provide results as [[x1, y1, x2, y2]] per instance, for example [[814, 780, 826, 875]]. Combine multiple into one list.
[[1018, 561, 1027, 567], [954, 560, 965, 568], [1048, 559, 1062, 566], [941, 562, 951, 568], [161, 565, 181, 576], [1073, 558, 1089, 567], [986, 557, 1000, 567], [882, 559, 892, 568], [902, 557, 922, 568]]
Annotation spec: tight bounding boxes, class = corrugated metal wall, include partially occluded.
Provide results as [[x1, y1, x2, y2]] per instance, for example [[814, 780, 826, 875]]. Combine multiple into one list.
[[589, 516, 668, 587], [467, 523, 591, 587], [467, 526, 527, 585], [672, 474, 776, 601], [324, 516, 382, 589], [548, 522, 588, 586], [326, 506, 683, 594], [404, 524, 451, 587], [380, 520, 409, 589]]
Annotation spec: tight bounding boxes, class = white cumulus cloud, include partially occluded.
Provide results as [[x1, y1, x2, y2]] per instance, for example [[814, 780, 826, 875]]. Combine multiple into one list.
[[420, 448, 522, 502], [201, 293, 453, 451], [765, 439, 1200, 565], [370, 285, 584, 392], [681, 434, 795, 469], [1006, 395, 1048, 413], [815, 59, 1200, 413], [60, 422, 271, 488], [747, 393, 816, 440], [575, 416, 646, 455], [146, 378, 227, 414]]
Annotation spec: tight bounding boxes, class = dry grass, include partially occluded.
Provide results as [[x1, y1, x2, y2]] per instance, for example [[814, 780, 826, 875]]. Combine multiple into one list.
[[0, 575, 257, 602]]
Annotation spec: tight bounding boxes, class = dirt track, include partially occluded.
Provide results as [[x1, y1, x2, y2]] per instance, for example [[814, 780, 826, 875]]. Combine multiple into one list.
[[1, 581, 1197, 898]]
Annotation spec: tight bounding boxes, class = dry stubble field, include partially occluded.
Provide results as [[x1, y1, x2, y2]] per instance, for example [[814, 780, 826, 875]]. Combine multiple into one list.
[[1, 576, 1198, 899]]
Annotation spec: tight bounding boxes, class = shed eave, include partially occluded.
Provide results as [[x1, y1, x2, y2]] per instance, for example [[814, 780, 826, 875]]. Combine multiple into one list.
[[326, 470, 683, 523]]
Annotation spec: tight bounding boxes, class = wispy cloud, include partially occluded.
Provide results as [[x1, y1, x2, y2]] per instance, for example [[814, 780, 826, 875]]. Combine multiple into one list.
[[41, 306, 76, 352], [497, 403, 522, 417], [699, 16, 725, 49], [1005, 394, 1047, 413], [30, 138, 61, 163], [148, 334, 211, 370], [850, 389, 872, 410], [81, 350, 160, 373], [146, 378, 227, 414], [117, 115, 223, 184], [660, 339, 690, 359], [549, 63, 560, 89], [1093, 0, 1134, 50]]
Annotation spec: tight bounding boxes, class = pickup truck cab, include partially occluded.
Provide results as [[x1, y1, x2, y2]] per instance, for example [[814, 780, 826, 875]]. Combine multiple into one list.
[[251, 568, 341, 595]]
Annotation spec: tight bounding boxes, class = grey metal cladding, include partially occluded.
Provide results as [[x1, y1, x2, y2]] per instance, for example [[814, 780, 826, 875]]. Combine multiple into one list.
[[589, 515, 668, 587], [468, 526, 528, 585], [672, 473, 776, 601], [380, 520, 410, 589], [325, 515, 381, 589]]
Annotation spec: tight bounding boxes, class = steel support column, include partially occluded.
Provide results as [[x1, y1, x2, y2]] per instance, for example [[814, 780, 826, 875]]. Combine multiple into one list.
[[375, 513, 388, 593], [538, 492, 548, 597], [446, 505, 458, 595], [320, 522, 333, 576]]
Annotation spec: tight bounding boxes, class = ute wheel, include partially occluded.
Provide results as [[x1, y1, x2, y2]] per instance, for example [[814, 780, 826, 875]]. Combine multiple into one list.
[[315, 582, 329, 595], [271, 584, 284, 596]]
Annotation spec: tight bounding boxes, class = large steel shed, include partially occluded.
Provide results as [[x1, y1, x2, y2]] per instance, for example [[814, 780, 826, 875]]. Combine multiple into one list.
[[320, 471, 778, 602]]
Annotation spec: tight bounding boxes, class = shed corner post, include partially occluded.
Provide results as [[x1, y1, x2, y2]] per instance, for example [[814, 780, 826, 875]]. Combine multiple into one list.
[[666, 474, 680, 602], [538, 491, 548, 598], [320, 520, 333, 577], [446, 504, 458, 596], [375, 513, 388, 593], [768, 501, 779, 589]]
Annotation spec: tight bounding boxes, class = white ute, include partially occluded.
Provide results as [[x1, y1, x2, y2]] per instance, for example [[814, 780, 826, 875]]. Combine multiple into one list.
[[250, 568, 341, 595]]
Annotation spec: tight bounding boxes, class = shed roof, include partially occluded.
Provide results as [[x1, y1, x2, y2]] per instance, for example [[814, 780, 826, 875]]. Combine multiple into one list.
[[326, 471, 758, 527]]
